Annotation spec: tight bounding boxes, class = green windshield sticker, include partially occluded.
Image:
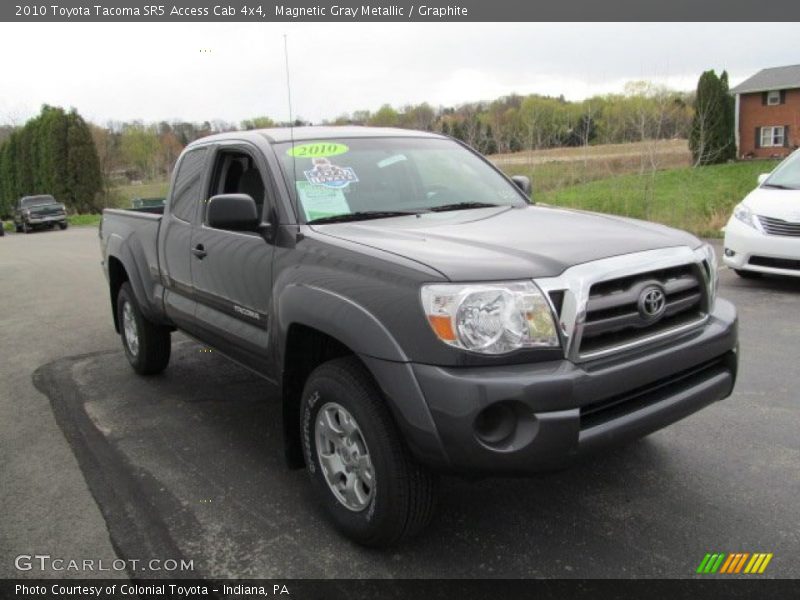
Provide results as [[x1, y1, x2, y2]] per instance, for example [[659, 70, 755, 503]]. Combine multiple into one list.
[[296, 181, 351, 221], [287, 142, 349, 159]]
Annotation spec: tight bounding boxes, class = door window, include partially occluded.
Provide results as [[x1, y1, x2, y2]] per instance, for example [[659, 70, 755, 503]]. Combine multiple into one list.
[[207, 149, 267, 225], [171, 147, 208, 222]]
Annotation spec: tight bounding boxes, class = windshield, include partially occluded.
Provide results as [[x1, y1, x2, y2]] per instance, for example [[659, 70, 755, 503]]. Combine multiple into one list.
[[275, 137, 525, 223], [21, 195, 57, 207], [763, 150, 800, 190]]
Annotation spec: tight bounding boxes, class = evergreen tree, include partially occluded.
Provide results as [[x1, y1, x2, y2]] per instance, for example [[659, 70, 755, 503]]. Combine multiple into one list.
[[690, 70, 735, 165], [719, 72, 736, 161], [0, 135, 15, 216], [0, 105, 103, 214], [66, 110, 103, 213]]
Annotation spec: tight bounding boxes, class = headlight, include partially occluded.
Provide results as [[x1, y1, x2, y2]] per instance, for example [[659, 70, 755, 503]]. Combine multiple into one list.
[[733, 203, 759, 230], [697, 243, 718, 310], [420, 281, 560, 354]]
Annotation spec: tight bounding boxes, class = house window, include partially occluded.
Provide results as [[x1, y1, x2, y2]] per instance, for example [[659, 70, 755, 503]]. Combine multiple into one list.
[[760, 126, 785, 148], [766, 90, 781, 105]]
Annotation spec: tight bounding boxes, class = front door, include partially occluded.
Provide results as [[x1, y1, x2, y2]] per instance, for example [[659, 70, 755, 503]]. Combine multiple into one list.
[[189, 144, 275, 376]]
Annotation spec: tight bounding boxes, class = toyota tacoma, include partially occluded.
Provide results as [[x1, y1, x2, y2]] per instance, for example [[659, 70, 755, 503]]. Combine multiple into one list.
[[99, 127, 738, 547]]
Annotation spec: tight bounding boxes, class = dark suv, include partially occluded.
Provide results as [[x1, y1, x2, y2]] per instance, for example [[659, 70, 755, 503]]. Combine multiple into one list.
[[14, 195, 68, 233]]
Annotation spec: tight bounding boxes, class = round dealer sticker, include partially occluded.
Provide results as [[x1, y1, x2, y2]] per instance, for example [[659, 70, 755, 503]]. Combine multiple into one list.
[[287, 142, 349, 158]]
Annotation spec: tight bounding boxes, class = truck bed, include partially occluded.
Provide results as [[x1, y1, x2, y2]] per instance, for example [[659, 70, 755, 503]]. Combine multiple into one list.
[[100, 207, 165, 321]]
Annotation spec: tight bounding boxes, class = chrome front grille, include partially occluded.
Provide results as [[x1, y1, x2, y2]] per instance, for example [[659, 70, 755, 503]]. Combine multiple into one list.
[[534, 246, 714, 363], [757, 215, 800, 237], [578, 265, 707, 358]]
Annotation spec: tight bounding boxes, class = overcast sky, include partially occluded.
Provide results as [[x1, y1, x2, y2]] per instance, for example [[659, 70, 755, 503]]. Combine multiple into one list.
[[0, 22, 797, 126]]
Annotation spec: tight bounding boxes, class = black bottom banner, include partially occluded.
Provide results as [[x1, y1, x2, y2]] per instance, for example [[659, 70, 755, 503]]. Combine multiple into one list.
[[2, 579, 798, 600]]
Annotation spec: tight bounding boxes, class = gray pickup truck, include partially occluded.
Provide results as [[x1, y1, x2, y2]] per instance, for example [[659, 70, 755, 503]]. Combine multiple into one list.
[[100, 127, 738, 547]]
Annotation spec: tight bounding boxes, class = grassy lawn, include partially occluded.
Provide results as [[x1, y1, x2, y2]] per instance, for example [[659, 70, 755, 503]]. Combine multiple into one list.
[[534, 160, 780, 238], [497, 139, 691, 194], [69, 214, 102, 227], [111, 180, 170, 206]]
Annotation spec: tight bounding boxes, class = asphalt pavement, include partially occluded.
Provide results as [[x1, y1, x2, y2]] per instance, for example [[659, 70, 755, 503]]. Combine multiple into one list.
[[1, 226, 798, 579]]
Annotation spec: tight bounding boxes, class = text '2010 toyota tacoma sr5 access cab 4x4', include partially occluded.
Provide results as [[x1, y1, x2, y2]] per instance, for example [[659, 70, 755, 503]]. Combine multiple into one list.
[[100, 127, 738, 547]]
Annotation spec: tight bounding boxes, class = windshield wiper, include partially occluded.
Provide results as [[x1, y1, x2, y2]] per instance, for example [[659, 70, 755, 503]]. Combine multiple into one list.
[[429, 202, 503, 212], [761, 183, 797, 190], [307, 210, 421, 225]]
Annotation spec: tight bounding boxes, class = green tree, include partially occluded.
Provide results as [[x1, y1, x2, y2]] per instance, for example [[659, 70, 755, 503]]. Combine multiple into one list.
[[0, 133, 17, 216], [240, 116, 276, 130], [0, 105, 102, 214], [65, 110, 103, 212], [690, 70, 735, 166], [368, 104, 400, 127], [120, 122, 160, 180], [719, 71, 736, 161]]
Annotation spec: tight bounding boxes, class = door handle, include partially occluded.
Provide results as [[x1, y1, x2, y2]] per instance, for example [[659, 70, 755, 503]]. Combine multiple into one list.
[[191, 244, 207, 259]]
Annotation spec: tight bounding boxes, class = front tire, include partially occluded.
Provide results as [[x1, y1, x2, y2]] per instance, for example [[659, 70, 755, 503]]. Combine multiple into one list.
[[22, 222, 31, 234], [116, 282, 171, 375], [301, 357, 437, 547], [59, 222, 68, 230]]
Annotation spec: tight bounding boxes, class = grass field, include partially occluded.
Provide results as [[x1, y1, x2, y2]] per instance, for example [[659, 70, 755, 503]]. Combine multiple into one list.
[[492, 140, 779, 237], [111, 180, 170, 206], [68, 214, 102, 227], [495, 139, 691, 193], [537, 160, 779, 237]]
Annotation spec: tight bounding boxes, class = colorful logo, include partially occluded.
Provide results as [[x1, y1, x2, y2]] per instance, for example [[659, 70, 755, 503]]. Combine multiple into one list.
[[304, 158, 358, 189], [696, 552, 773, 574]]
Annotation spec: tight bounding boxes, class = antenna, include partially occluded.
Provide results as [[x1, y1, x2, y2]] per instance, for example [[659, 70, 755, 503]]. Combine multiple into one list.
[[283, 34, 294, 128], [283, 34, 299, 204]]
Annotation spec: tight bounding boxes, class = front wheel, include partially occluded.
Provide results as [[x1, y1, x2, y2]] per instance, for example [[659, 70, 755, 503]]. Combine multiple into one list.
[[116, 282, 171, 375], [22, 222, 31, 234], [59, 222, 68, 230], [301, 357, 437, 547]]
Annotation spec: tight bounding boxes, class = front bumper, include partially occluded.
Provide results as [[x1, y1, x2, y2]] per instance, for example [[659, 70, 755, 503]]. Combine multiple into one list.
[[364, 298, 737, 474], [723, 217, 800, 277], [27, 214, 67, 225]]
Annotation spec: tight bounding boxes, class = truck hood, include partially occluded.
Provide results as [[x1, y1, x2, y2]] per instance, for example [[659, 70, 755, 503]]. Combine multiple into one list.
[[742, 187, 800, 221], [310, 205, 700, 280]]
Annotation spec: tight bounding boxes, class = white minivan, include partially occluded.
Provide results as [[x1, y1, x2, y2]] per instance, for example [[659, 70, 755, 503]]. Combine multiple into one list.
[[723, 150, 800, 278]]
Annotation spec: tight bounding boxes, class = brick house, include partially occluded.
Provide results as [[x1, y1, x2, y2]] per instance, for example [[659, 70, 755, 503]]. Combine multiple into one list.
[[731, 64, 800, 159]]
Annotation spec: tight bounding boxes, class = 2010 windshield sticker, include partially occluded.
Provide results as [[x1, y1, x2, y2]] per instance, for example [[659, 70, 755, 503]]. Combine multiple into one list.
[[304, 158, 359, 189], [287, 142, 349, 158]]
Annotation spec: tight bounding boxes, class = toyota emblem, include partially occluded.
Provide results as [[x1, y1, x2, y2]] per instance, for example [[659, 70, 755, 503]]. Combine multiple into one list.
[[638, 285, 666, 320]]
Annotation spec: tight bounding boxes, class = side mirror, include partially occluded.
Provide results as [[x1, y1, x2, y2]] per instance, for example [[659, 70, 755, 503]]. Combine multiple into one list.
[[511, 175, 533, 201], [757, 173, 770, 186], [207, 194, 260, 231]]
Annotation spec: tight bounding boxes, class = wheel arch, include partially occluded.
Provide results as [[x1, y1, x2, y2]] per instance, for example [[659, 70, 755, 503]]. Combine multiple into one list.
[[276, 285, 448, 471], [107, 255, 129, 333]]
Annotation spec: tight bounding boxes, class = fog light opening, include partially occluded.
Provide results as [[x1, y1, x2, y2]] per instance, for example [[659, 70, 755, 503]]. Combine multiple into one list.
[[474, 403, 517, 446], [724, 248, 736, 257]]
